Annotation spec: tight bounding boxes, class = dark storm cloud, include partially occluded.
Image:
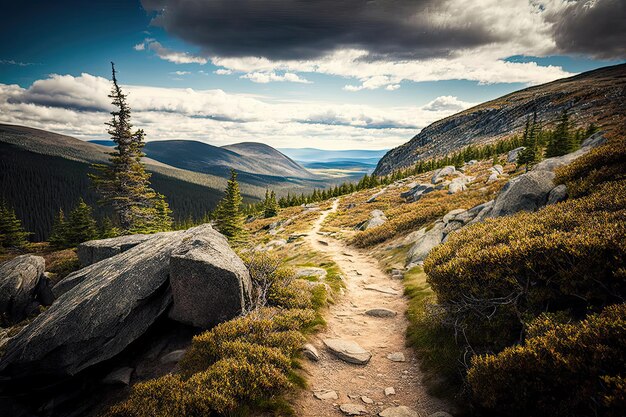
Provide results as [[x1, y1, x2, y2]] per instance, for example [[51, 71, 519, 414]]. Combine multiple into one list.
[[550, 0, 626, 60], [140, 0, 502, 60]]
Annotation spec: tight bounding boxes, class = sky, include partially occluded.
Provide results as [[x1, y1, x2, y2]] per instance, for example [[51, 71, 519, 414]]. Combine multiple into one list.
[[0, 0, 624, 150]]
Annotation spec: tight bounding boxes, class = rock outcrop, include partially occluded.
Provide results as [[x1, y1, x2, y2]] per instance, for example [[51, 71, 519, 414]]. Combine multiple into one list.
[[168, 232, 251, 329], [362, 210, 387, 230], [374, 64, 625, 176], [0, 255, 47, 324], [490, 170, 556, 217], [77, 234, 155, 267], [0, 225, 230, 378], [401, 183, 435, 202]]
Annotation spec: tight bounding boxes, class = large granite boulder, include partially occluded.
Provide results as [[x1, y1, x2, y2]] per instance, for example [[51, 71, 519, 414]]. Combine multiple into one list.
[[361, 210, 387, 230], [490, 170, 556, 217], [77, 234, 155, 267], [432, 166, 456, 184], [0, 225, 215, 378], [168, 232, 252, 329], [406, 222, 445, 266], [0, 255, 46, 324]]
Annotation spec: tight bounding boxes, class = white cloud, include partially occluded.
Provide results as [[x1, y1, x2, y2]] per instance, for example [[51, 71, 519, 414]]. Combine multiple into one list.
[[171, 71, 191, 75], [133, 43, 145, 51], [142, 40, 208, 65], [0, 73, 478, 149], [240, 72, 312, 84], [214, 69, 232, 75]]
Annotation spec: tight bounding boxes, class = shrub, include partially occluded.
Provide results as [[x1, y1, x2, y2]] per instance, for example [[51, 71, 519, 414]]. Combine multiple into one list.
[[555, 134, 626, 197], [424, 180, 626, 350], [467, 304, 626, 417]]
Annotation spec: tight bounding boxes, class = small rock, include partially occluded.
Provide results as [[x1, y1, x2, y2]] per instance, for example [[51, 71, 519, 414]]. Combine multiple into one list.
[[365, 308, 397, 318], [492, 164, 504, 175], [102, 367, 133, 385], [547, 184, 568, 205], [384, 387, 396, 396], [340, 403, 368, 415], [302, 343, 320, 361], [387, 352, 406, 362], [361, 396, 374, 404], [318, 240, 329, 246], [379, 406, 420, 417], [364, 285, 398, 295], [507, 146, 525, 163], [160, 349, 186, 364], [314, 389, 338, 400], [324, 339, 372, 364], [295, 267, 328, 279]]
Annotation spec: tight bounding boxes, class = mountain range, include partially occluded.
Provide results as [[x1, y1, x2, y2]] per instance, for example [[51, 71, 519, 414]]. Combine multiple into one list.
[[374, 63, 626, 175]]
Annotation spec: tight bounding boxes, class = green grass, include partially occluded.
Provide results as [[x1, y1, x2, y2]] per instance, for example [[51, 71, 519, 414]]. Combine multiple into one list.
[[403, 266, 463, 402]]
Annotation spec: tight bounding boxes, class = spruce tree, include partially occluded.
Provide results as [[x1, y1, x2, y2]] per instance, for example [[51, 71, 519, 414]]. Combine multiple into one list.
[[0, 202, 29, 250], [546, 109, 573, 157], [263, 189, 279, 218], [49, 209, 69, 248], [90, 63, 173, 234], [65, 199, 99, 246], [517, 112, 542, 170], [214, 169, 247, 241]]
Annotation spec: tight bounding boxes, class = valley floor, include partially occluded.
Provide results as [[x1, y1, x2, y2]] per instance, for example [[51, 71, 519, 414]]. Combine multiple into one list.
[[292, 199, 451, 416]]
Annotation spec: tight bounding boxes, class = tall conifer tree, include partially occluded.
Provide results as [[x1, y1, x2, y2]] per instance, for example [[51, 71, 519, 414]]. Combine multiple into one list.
[[90, 63, 172, 234], [213, 169, 247, 241]]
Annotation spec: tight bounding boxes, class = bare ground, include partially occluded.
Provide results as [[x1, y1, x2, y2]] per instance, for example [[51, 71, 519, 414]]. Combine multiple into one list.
[[292, 199, 452, 416]]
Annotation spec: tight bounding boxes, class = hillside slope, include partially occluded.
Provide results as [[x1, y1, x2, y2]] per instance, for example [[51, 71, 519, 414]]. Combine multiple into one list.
[[374, 63, 626, 175]]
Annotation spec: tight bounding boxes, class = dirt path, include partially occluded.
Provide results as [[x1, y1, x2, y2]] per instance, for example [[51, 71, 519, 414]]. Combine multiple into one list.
[[293, 199, 450, 416]]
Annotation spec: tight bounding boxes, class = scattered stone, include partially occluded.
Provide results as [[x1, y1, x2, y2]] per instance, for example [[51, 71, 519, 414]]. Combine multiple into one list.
[[302, 343, 320, 361], [492, 164, 504, 175], [168, 231, 252, 329], [442, 209, 466, 224], [486, 172, 499, 183], [314, 389, 338, 400], [401, 183, 435, 202], [324, 339, 372, 364], [102, 367, 133, 385], [365, 308, 397, 318], [318, 240, 329, 246], [447, 178, 466, 194], [364, 284, 399, 295], [387, 352, 406, 362], [0, 255, 46, 324], [362, 210, 387, 230], [432, 166, 456, 184], [367, 188, 387, 203], [507, 147, 525, 163], [384, 387, 396, 396], [160, 349, 186, 364], [295, 267, 328, 279], [379, 406, 421, 417], [547, 184, 568, 205], [428, 412, 454, 417], [361, 396, 374, 404], [340, 403, 368, 415]]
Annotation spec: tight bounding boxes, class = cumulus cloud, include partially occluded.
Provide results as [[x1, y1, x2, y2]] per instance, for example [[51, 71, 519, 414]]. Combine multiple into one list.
[[136, 0, 624, 89], [240, 72, 312, 84], [0, 73, 477, 149], [171, 71, 190, 75], [214, 68, 232, 75], [136, 39, 208, 64]]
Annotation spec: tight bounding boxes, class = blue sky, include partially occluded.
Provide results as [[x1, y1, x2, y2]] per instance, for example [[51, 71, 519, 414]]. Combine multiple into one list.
[[1, 0, 624, 149]]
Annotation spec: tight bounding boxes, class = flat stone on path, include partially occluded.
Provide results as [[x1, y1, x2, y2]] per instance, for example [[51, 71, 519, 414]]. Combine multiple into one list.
[[384, 387, 396, 396], [379, 406, 420, 417], [340, 403, 368, 415], [387, 352, 406, 362], [324, 338, 372, 364], [361, 396, 374, 404], [314, 389, 338, 400], [302, 343, 320, 361], [364, 284, 399, 295], [365, 308, 397, 318]]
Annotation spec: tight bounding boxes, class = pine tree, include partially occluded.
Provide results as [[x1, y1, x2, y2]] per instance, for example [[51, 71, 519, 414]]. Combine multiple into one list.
[[263, 189, 279, 218], [517, 112, 542, 170], [214, 169, 247, 241], [546, 109, 573, 157], [49, 209, 69, 248], [99, 217, 121, 239], [0, 202, 29, 250], [65, 199, 99, 246], [90, 62, 173, 234]]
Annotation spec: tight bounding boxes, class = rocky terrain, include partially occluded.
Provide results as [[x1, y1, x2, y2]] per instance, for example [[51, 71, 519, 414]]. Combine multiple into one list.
[[374, 64, 626, 176]]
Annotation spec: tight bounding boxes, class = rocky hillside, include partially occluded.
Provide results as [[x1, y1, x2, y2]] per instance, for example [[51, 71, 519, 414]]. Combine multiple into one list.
[[374, 63, 626, 176]]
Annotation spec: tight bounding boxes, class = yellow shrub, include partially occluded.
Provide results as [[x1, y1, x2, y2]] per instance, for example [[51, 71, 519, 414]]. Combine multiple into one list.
[[468, 304, 626, 417]]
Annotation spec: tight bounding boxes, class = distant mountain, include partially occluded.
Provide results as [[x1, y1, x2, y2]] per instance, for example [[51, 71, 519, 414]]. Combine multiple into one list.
[[374, 63, 626, 176], [0, 125, 260, 240], [279, 148, 388, 163]]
